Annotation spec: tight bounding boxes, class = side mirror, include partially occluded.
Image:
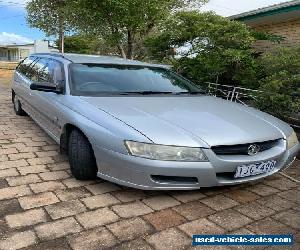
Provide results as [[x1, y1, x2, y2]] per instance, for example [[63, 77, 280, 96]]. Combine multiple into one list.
[[30, 83, 64, 94]]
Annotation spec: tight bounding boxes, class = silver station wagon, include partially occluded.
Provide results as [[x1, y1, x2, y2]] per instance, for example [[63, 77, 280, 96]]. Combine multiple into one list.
[[12, 53, 300, 190]]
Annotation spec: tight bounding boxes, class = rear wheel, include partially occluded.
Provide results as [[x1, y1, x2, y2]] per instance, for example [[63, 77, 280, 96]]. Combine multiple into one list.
[[68, 129, 98, 180], [13, 93, 26, 116]]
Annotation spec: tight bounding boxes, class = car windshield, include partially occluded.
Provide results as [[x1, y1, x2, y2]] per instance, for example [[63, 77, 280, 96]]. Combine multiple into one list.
[[69, 63, 204, 96]]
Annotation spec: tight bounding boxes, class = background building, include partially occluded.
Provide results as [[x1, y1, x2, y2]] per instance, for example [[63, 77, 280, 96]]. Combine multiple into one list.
[[230, 0, 300, 52], [0, 40, 58, 61]]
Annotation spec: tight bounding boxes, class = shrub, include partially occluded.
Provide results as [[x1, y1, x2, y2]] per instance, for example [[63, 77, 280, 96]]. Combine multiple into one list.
[[255, 46, 300, 118]]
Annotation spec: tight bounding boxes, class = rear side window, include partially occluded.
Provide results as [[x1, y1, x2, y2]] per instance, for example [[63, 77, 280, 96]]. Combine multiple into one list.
[[30, 58, 51, 83], [16, 57, 36, 76]]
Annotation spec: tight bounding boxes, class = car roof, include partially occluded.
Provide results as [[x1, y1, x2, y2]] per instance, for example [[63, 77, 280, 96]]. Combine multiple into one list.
[[31, 53, 170, 68]]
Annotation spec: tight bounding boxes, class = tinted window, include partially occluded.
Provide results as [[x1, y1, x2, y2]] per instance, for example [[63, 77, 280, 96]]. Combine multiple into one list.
[[48, 60, 64, 84], [69, 64, 203, 96], [30, 58, 50, 83], [17, 57, 36, 76]]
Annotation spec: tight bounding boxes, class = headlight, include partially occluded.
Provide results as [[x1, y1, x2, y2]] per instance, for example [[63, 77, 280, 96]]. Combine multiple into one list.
[[124, 141, 208, 162], [287, 131, 299, 150]]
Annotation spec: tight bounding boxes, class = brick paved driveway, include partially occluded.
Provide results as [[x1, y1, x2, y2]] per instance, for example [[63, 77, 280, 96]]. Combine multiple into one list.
[[0, 82, 299, 250]]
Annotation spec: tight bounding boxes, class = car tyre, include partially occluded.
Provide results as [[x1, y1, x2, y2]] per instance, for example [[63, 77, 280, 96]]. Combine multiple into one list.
[[13, 93, 26, 116], [68, 129, 98, 180]]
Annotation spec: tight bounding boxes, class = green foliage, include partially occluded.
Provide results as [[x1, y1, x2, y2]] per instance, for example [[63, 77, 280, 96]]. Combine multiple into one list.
[[26, 0, 70, 36], [68, 0, 208, 59], [56, 35, 117, 55], [256, 46, 300, 118], [145, 11, 257, 86]]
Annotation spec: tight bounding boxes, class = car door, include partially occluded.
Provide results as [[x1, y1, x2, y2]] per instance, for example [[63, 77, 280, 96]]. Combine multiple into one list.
[[29, 58, 65, 141], [13, 56, 38, 116]]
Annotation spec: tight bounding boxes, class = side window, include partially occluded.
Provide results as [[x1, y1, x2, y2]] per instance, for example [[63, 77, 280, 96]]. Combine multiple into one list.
[[16, 57, 36, 76], [30, 58, 51, 84], [48, 60, 64, 85]]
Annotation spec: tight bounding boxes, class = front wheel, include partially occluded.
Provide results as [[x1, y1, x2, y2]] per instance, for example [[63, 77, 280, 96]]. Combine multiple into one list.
[[68, 129, 98, 180], [13, 93, 26, 116]]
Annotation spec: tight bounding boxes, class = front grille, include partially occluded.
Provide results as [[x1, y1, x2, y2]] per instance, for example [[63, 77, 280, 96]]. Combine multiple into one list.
[[211, 139, 282, 156]]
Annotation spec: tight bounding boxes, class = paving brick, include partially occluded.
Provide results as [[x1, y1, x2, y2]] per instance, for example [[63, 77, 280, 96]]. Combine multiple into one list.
[[113, 239, 152, 250], [146, 228, 191, 250], [18, 192, 59, 209], [169, 190, 206, 203], [0, 159, 28, 170], [76, 207, 119, 229], [224, 189, 259, 203], [108, 217, 153, 241], [142, 195, 181, 210], [18, 165, 48, 175], [0, 185, 32, 200], [55, 187, 91, 201], [143, 209, 186, 230], [0, 147, 18, 155], [179, 218, 226, 236], [36, 151, 59, 158], [62, 178, 95, 188], [23, 238, 71, 250], [6, 174, 41, 186], [5, 208, 47, 228], [0, 168, 19, 178], [35, 217, 82, 241], [27, 157, 54, 165], [0, 198, 23, 218], [112, 201, 153, 218], [85, 182, 120, 195], [68, 227, 117, 250], [264, 176, 298, 191], [0, 230, 37, 250], [82, 193, 119, 209], [273, 209, 300, 230], [0, 155, 8, 162], [201, 194, 239, 211], [29, 181, 65, 193], [247, 184, 279, 196], [173, 200, 215, 220], [45, 200, 86, 219], [8, 152, 36, 161], [247, 218, 296, 235], [39, 170, 70, 181], [18, 146, 39, 153], [277, 189, 300, 203], [47, 162, 70, 171], [25, 141, 47, 147], [240, 198, 278, 218], [112, 189, 146, 202], [208, 209, 252, 231]]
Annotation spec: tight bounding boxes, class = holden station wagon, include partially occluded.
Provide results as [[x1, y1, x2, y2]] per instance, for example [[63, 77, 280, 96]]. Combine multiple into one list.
[[11, 53, 300, 190]]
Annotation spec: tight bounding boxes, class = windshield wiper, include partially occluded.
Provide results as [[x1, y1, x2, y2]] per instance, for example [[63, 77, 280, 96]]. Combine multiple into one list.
[[173, 91, 206, 95], [122, 91, 175, 95]]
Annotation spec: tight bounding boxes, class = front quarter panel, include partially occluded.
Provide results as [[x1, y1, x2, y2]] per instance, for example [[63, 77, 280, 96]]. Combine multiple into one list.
[[58, 96, 151, 154]]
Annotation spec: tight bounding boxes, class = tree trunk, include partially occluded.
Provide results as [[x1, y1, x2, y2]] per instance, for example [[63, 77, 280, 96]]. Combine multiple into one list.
[[127, 30, 134, 59], [58, 18, 64, 53], [118, 44, 127, 59]]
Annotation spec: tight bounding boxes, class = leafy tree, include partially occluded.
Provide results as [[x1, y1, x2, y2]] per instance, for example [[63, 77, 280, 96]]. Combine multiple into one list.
[[57, 34, 119, 55], [26, 0, 71, 52], [68, 0, 208, 59], [145, 11, 260, 87], [256, 46, 300, 119]]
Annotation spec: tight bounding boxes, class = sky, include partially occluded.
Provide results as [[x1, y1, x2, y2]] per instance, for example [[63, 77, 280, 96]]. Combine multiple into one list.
[[0, 0, 290, 45]]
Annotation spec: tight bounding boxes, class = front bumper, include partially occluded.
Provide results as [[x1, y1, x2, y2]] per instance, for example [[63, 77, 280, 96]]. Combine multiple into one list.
[[94, 142, 300, 190]]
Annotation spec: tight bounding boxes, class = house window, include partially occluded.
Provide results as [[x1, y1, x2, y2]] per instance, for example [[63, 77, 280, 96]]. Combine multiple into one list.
[[0, 49, 7, 58]]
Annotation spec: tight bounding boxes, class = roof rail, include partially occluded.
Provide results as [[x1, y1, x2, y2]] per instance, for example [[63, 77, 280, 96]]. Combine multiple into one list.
[[31, 52, 65, 58]]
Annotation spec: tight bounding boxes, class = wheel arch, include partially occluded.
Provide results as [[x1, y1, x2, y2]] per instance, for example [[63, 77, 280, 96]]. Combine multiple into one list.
[[60, 123, 93, 155]]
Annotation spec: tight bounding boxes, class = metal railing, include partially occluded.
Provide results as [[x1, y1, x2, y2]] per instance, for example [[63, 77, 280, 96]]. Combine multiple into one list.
[[206, 82, 262, 106]]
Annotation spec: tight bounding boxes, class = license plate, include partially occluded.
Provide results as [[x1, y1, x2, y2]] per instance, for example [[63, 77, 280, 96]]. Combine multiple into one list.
[[234, 160, 277, 178]]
